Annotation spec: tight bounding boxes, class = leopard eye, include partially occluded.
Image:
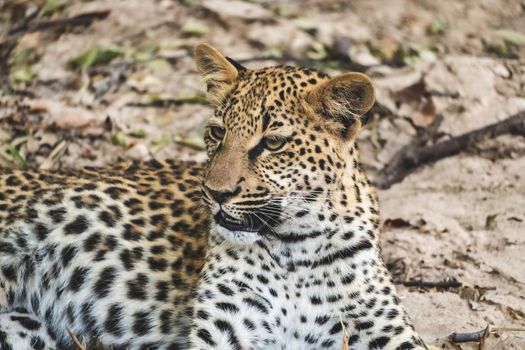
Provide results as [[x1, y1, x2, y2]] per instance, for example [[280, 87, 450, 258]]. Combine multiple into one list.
[[208, 125, 225, 142], [263, 137, 287, 152]]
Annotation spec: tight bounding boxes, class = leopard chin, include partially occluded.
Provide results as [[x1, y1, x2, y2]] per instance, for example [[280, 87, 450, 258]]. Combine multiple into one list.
[[214, 225, 261, 245]]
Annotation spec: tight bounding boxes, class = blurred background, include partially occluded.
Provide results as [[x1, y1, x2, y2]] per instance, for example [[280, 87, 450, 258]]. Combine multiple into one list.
[[1, 0, 524, 348]]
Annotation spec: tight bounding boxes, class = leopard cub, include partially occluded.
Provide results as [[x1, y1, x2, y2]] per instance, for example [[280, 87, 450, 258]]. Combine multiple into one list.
[[189, 44, 426, 350]]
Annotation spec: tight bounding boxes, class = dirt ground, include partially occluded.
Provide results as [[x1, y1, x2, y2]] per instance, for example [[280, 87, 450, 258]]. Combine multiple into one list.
[[1, 0, 524, 349]]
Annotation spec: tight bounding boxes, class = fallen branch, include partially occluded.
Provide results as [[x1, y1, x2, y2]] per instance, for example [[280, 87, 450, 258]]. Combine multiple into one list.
[[237, 55, 375, 73], [8, 10, 111, 35], [449, 325, 490, 344], [126, 95, 208, 108], [374, 110, 525, 189], [394, 278, 462, 289]]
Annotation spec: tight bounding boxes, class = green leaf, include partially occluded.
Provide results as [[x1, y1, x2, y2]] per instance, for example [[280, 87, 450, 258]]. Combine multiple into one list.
[[146, 93, 208, 106], [146, 58, 171, 71], [131, 43, 159, 62], [306, 42, 327, 60], [173, 94, 208, 105], [129, 129, 146, 138], [494, 29, 525, 46], [488, 42, 509, 57], [262, 46, 283, 58], [180, 0, 201, 6], [10, 66, 33, 83], [295, 18, 317, 35], [175, 121, 206, 151], [427, 18, 447, 35], [176, 135, 206, 151], [11, 47, 34, 66], [69, 45, 122, 69], [6, 145, 28, 170], [391, 43, 439, 66], [132, 51, 153, 62], [150, 133, 172, 153], [40, 0, 65, 16], [111, 132, 128, 147], [181, 21, 209, 37]]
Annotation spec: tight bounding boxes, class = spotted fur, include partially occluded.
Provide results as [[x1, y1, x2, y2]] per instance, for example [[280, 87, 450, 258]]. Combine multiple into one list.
[[0, 44, 426, 350], [0, 161, 208, 349], [0, 312, 54, 350]]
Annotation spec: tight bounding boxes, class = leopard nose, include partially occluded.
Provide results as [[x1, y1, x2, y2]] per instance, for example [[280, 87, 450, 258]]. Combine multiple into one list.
[[203, 185, 241, 204]]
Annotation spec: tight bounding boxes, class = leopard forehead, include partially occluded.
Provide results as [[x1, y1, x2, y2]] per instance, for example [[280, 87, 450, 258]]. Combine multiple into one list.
[[214, 66, 331, 133]]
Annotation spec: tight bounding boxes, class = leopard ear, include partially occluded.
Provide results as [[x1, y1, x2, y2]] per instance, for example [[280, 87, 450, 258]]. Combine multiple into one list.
[[195, 44, 243, 106], [307, 72, 375, 138]]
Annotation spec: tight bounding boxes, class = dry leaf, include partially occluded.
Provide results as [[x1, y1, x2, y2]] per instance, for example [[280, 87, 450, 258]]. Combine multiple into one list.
[[410, 97, 437, 128], [395, 80, 427, 105], [26, 100, 49, 113], [394, 80, 438, 127], [53, 108, 98, 129], [384, 218, 411, 229], [485, 214, 498, 230], [426, 346, 441, 350]]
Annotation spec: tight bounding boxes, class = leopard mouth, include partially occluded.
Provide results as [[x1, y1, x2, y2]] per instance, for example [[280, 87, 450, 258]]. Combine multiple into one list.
[[214, 206, 283, 234], [214, 211, 259, 233]]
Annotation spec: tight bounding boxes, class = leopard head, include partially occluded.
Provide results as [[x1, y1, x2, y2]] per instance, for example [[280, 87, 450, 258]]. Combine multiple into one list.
[[195, 44, 375, 245]]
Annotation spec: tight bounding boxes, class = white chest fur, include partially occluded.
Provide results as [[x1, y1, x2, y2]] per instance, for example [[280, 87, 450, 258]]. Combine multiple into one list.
[[192, 231, 384, 350]]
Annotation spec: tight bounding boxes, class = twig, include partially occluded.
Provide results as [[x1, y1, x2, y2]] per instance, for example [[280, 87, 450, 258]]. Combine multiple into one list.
[[374, 110, 525, 189], [0, 10, 37, 65], [8, 10, 111, 35], [449, 329, 486, 343], [237, 55, 376, 72], [39, 140, 67, 170], [449, 325, 490, 344], [67, 328, 87, 350], [339, 314, 349, 350], [126, 96, 208, 108], [394, 278, 462, 289], [493, 327, 525, 333], [478, 325, 490, 350], [450, 326, 525, 348]]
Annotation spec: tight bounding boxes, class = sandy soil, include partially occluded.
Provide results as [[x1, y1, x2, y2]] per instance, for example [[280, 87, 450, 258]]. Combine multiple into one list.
[[1, 0, 524, 348]]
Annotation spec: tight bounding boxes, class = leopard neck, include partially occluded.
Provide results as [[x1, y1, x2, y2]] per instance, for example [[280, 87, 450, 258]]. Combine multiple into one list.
[[261, 183, 380, 272], [209, 147, 381, 273]]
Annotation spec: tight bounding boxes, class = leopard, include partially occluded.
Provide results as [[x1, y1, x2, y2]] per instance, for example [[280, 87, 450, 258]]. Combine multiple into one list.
[[187, 44, 427, 350], [0, 43, 427, 350]]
